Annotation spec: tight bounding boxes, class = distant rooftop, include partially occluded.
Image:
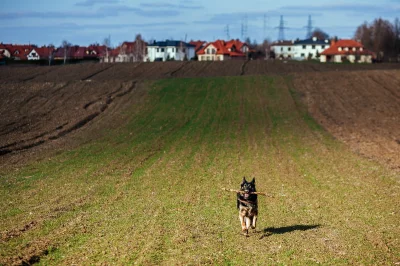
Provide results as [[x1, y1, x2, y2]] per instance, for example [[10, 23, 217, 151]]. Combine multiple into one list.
[[148, 40, 195, 47]]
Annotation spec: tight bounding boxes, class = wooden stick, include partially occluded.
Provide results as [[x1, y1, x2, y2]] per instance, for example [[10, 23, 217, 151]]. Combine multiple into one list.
[[221, 188, 274, 197]]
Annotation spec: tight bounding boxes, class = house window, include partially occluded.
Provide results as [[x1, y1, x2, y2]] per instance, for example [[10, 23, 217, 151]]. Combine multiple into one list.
[[288, 47, 291, 51], [312, 45, 316, 49], [281, 47, 283, 51], [301, 53, 305, 57], [157, 48, 159, 52], [206, 48, 210, 54], [182, 48, 186, 52], [302, 45, 306, 49], [322, 45, 325, 49], [161, 48, 165, 52]]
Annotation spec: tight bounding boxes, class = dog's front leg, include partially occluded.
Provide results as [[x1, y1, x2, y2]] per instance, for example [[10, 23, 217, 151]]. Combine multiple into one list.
[[245, 217, 251, 231], [239, 214, 247, 235], [252, 215, 257, 230]]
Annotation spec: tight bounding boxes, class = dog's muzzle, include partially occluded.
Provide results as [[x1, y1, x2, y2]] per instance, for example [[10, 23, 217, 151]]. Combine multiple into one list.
[[243, 191, 250, 199]]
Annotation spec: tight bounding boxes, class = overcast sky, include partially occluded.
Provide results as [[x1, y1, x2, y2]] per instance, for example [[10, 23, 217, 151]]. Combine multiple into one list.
[[1, 0, 399, 47]]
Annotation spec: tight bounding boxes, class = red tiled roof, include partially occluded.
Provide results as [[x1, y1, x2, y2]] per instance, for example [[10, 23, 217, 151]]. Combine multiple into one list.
[[34, 47, 55, 58], [321, 39, 373, 56], [197, 40, 246, 57], [189, 40, 206, 52], [1, 44, 35, 60], [226, 39, 247, 50]]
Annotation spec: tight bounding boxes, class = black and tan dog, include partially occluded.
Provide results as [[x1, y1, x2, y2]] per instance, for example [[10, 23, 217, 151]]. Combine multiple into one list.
[[237, 177, 258, 236]]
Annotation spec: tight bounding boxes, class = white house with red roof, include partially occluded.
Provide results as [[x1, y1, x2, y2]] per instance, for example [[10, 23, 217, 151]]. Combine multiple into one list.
[[102, 41, 148, 62], [320, 39, 374, 63], [0, 44, 12, 58], [27, 46, 55, 60], [196, 39, 248, 61], [189, 40, 206, 54], [0, 44, 33, 60]]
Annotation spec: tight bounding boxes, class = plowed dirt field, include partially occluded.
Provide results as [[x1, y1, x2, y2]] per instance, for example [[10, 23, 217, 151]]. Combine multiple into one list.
[[0, 62, 399, 265]]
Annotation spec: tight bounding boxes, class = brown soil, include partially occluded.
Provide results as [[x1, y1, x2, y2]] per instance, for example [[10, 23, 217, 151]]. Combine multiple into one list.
[[0, 62, 399, 170], [292, 70, 400, 170]]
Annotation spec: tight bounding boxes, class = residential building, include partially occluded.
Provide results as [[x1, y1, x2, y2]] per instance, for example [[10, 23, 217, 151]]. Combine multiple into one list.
[[293, 37, 330, 60], [271, 37, 330, 60], [270, 40, 295, 59], [189, 40, 206, 53], [0, 44, 34, 60], [147, 40, 195, 62], [196, 39, 248, 61], [102, 41, 148, 63], [320, 39, 374, 63], [0, 44, 12, 58], [27, 46, 55, 60]]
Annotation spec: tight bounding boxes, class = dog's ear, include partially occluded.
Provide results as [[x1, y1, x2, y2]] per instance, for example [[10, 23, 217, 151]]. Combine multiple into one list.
[[251, 177, 255, 184], [242, 176, 247, 184]]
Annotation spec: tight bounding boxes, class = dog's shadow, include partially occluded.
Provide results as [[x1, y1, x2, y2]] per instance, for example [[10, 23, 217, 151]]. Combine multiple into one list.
[[259, 224, 321, 239]]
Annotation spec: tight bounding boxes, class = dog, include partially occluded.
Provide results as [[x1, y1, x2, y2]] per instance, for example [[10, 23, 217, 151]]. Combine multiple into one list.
[[237, 177, 258, 236]]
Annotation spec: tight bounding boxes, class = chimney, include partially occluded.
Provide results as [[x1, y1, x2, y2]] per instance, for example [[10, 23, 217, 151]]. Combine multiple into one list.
[[331, 39, 336, 46]]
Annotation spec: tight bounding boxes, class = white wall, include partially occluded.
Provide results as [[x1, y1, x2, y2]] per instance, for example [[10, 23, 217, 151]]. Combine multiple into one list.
[[271, 45, 295, 59], [148, 45, 195, 62], [294, 43, 330, 60], [27, 49, 40, 60]]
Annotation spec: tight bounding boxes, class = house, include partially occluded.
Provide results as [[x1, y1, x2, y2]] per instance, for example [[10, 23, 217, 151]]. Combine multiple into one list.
[[293, 37, 330, 60], [72, 45, 105, 60], [54, 46, 77, 61], [101, 41, 147, 63], [196, 39, 248, 61], [271, 37, 330, 60], [27, 48, 40, 60], [0, 44, 12, 58], [270, 40, 295, 59], [189, 40, 206, 53], [320, 39, 374, 63], [147, 40, 195, 62], [226, 39, 250, 53], [0, 44, 34, 60]]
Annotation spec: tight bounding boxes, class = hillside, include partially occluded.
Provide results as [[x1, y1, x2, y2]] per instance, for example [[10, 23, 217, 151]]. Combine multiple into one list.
[[0, 66, 399, 265]]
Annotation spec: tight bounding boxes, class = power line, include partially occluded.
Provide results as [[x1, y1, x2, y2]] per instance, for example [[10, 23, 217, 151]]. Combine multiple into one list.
[[263, 14, 267, 40], [224, 24, 230, 40], [241, 15, 248, 41], [305, 15, 314, 38], [276, 15, 287, 41]]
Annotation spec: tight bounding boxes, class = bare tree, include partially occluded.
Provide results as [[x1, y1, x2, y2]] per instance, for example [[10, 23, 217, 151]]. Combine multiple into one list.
[[61, 40, 71, 65], [394, 18, 400, 59], [133, 34, 146, 62], [311, 28, 329, 39], [354, 18, 396, 60], [103, 35, 111, 62], [354, 21, 372, 47]]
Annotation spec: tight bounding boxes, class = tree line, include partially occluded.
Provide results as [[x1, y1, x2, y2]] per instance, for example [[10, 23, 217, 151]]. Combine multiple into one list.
[[354, 18, 400, 61]]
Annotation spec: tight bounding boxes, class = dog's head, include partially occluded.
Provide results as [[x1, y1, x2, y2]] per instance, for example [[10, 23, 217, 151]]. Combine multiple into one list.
[[240, 177, 256, 200]]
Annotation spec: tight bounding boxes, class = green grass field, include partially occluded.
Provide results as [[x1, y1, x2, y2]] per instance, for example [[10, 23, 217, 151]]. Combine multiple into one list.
[[1, 76, 399, 265]]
